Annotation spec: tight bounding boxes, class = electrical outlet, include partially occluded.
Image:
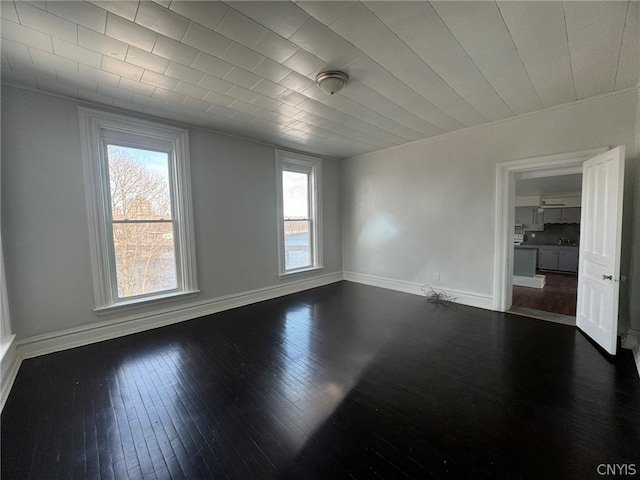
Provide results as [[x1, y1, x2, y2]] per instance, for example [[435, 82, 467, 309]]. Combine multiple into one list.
[[531, 233, 536, 238], [434, 273, 440, 281]]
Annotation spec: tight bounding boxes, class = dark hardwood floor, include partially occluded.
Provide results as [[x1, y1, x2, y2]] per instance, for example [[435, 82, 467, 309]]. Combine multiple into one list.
[[2, 281, 639, 479], [512, 271, 578, 316]]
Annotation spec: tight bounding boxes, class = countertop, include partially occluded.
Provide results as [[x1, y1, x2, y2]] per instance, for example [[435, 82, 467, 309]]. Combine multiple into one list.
[[516, 243, 579, 249]]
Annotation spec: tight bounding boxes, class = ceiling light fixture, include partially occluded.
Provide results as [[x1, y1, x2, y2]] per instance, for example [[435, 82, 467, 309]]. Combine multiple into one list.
[[316, 71, 349, 95]]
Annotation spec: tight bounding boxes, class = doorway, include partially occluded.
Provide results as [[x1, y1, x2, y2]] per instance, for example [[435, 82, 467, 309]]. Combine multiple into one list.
[[510, 172, 582, 324], [492, 147, 608, 316]]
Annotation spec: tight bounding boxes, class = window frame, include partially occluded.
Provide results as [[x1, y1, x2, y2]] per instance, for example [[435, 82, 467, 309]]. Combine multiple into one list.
[[79, 107, 198, 313], [276, 150, 323, 276]]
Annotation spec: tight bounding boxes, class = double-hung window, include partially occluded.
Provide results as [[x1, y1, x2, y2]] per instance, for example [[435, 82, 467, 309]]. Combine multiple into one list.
[[276, 150, 322, 275], [79, 108, 197, 311]]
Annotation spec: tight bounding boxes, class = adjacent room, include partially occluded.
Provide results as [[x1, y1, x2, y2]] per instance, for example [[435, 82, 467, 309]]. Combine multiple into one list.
[[1, 1, 639, 478]]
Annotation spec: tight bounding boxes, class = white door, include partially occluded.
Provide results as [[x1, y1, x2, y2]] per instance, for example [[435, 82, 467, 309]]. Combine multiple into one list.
[[577, 147, 625, 355]]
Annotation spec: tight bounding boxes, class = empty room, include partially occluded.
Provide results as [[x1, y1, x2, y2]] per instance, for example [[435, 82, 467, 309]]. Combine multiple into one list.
[[1, 1, 639, 478]]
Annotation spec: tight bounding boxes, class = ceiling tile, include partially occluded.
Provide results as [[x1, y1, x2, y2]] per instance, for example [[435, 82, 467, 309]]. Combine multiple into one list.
[[1, 17, 53, 52], [134, 1, 190, 41], [105, 12, 157, 52], [227, 84, 260, 103], [368, 1, 435, 31], [191, 52, 234, 78], [101, 55, 143, 80], [1, 1, 20, 23], [52, 37, 102, 69], [565, 1, 628, 99], [202, 89, 234, 106], [433, 1, 544, 115], [498, 2, 576, 108], [174, 81, 208, 99], [253, 31, 299, 63], [253, 1, 309, 39], [152, 87, 186, 105], [118, 76, 155, 96], [152, 34, 199, 66], [220, 42, 264, 71], [88, 1, 138, 22], [252, 78, 287, 98], [164, 61, 204, 84], [251, 57, 291, 83], [215, 7, 267, 48], [29, 47, 78, 75], [168, 1, 228, 31], [182, 22, 231, 57], [46, 1, 107, 34], [140, 68, 179, 90], [181, 96, 212, 112], [224, 67, 261, 89], [198, 74, 234, 94], [15, 1, 78, 43], [288, 17, 341, 55], [396, 13, 513, 121], [282, 49, 326, 77], [78, 63, 120, 86], [125, 46, 169, 73], [615, 1, 639, 90], [296, 1, 355, 26], [97, 83, 133, 101], [78, 26, 128, 59]]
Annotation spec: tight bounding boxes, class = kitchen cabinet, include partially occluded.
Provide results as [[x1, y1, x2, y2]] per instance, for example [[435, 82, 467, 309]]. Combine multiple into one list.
[[561, 207, 581, 223], [515, 207, 543, 231], [543, 207, 581, 224], [542, 209, 562, 224], [536, 246, 579, 273], [538, 248, 559, 270], [558, 250, 579, 272]]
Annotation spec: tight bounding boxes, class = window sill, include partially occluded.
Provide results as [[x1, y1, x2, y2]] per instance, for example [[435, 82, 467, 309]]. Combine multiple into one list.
[[279, 266, 324, 278], [93, 290, 200, 316]]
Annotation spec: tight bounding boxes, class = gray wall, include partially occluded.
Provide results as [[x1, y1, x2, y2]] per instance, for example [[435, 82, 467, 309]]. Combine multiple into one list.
[[1, 86, 342, 339], [342, 88, 640, 331]]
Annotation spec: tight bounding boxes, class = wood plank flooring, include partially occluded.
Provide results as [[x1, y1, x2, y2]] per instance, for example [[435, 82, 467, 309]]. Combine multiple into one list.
[[512, 271, 578, 316], [2, 281, 639, 479]]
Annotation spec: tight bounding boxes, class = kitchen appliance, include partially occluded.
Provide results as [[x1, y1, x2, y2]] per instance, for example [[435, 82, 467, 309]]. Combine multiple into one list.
[[514, 224, 524, 245]]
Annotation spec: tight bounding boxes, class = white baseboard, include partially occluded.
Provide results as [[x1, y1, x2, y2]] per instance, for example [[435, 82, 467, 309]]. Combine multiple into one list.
[[0, 334, 20, 412], [16, 272, 343, 361], [621, 329, 640, 379], [343, 271, 494, 310], [513, 274, 546, 289]]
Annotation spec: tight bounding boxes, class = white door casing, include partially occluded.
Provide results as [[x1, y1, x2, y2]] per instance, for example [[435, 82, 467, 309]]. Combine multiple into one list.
[[576, 147, 625, 355]]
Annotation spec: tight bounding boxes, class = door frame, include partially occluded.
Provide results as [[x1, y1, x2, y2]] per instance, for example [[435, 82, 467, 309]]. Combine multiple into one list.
[[492, 147, 608, 312]]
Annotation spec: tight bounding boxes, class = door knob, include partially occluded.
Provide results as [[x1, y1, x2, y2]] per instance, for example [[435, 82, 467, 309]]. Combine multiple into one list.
[[602, 275, 613, 280]]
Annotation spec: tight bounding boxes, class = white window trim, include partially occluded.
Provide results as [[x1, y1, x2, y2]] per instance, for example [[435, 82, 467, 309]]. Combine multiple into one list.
[[276, 150, 323, 277], [79, 107, 198, 312]]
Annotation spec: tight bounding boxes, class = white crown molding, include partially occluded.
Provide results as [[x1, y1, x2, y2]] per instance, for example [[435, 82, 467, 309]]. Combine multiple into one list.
[[343, 271, 493, 310]]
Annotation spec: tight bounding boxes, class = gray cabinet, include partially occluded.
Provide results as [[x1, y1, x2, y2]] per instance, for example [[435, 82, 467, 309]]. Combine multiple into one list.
[[537, 246, 579, 272], [538, 248, 559, 270], [562, 207, 581, 223], [543, 207, 581, 224], [543, 209, 562, 224], [515, 207, 543, 231], [558, 250, 579, 272]]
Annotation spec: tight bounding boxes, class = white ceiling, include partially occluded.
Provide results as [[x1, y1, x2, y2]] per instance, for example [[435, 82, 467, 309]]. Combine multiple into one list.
[[1, 1, 638, 159]]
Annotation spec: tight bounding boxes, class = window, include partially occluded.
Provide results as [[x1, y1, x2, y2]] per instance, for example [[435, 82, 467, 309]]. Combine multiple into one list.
[[79, 108, 197, 311], [276, 150, 322, 275]]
